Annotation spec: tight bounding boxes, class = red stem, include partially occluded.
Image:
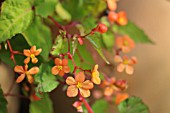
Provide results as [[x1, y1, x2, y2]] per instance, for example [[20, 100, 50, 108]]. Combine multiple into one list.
[[48, 16, 65, 30], [7, 40, 16, 65], [81, 96, 93, 113]]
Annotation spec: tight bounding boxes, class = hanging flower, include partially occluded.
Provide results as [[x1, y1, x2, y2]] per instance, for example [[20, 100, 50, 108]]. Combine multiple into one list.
[[23, 46, 42, 64], [101, 77, 127, 96], [14, 65, 39, 83], [51, 58, 70, 76], [116, 11, 128, 26], [115, 93, 129, 105], [116, 36, 135, 53], [114, 55, 137, 75], [73, 101, 83, 113], [91, 64, 101, 85], [66, 72, 94, 98]]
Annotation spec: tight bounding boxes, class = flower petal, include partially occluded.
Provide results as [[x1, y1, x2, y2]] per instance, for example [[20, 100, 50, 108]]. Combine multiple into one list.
[[63, 66, 70, 73], [30, 46, 36, 53], [125, 65, 134, 75], [79, 88, 90, 98], [75, 72, 85, 83], [82, 80, 94, 89], [116, 37, 123, 48], [34, 48, 42, 56], [93, 64, 98, 72], [66, 77, 76, 85], [124, 36, 135, 49], [115, 93, 129, 105], [67, 85, 78, 97], [54, 58, 62, 65], [28, 67, 39, 75], [58, 70, 65, 76], [16, 74, 25, 83], [114, 55, 123, 63], [117, 63, 125, 72], [23, 50, 31, 56], [51, 66, 59, 75], [62, 59, 68, 66], [14, 65, 25, 73], [32, 57, 38, 64], [92, 75, 101, 85], [104, 87, 114, 96], [24, 57, 30, 64], [27, 74, 34, 84]]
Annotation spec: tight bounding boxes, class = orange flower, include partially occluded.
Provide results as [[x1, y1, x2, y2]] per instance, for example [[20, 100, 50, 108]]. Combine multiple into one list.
[[114, 55, 137, 75], [108, 11, 118, 23], [116, 11, 128, 26], [107, 0, 117, 11], [73, 101, 83, 113], [14, 65, 39, 83], [51, 58, 70, 76], [116, 36, 135, 53], [91, 64, 101, 85], [23, 46, 42, 64], [66, 72, 94, 98], [115, 93, 129, 105], [101, 77, 127, 96]]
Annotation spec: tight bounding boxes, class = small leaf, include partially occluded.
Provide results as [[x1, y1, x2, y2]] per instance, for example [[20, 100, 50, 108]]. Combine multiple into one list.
[[92, 99, 109, 113], [34, 63, 59, 93], [23, 17, 52, 61], [35, 0, 57, 18], [29, 94, 53, 113], [0, 0, 34, 43], [102, 31, 115, 50], [55, 2, 71, 22], [0, 86, 7, 113], [118, 96, 150, 113], [112, 21, 154, 44]]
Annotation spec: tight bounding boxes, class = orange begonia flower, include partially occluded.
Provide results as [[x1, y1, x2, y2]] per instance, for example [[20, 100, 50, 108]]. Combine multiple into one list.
[[91, 64, 101, 85], [107, 0, 117, 11], [116, 11, 128, 26], [51, 58, 70, 76], [115, 93, 129, 105], [66, 72, 94, 98], [114, 55, 137, 75], [73, 101, 83, 113], [116, 36, 135, 53], [23, 46, 42, 64], [14, 65, 39, 83], [101, 77, 127, 96]]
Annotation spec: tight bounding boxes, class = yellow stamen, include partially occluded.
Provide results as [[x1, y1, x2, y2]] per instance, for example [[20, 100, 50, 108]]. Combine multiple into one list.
[[30, 54, 35, 59], [123, 41, 129, 46], [25, 71, 30, 75], [57, 65, 63, 70], [123, 60, 129, 64], [77, 82, 82, 88]]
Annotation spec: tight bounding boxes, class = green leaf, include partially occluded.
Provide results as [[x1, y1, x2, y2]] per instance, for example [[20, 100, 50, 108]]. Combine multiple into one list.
[[0, 86, 7, 113], [112, 21, 154, 44], [0, 0, 34, 43], [86, 34, 110, 64], [0, 34, 30, 67], [34, 63, 59, 93], [55, 2, 71, 22], [102, 31, 115, 50], [35, 0, 58, 18], [118, 96, 150, 113], [23, 17, 52, 61], [29, 94, 53, 113], [92, 99, 109, 113], [50, 35, 64, 56]]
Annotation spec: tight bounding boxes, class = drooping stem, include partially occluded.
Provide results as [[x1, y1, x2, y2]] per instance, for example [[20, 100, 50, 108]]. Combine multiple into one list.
[[80, 96, 93, 113], [48, 16, 65, 30], [7, 40, 16, 65]]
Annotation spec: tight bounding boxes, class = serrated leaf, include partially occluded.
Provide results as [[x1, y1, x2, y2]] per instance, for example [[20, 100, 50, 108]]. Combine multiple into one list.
[[92, 99, 109, 113], [23, 17, 52, 61], [0, 87, 7, 113], [55, 2, 71, 22], [0, 0, 34, 43], [29, 94, 53, 113], [51, 35, 64, 56], [0, 34, 30, 67], [102, 31, 115, 50], [112, 21, 154, 44], [35, 0, 57, 18], [34, 63, 59, 93], [86, 34, 110, 64], [118, 96, 150, 113]]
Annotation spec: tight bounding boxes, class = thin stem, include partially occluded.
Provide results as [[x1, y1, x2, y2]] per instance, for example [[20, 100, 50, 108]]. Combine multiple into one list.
[[4, 93, 30, 99], [7, 40, 16, 65], [48, 16, 65, 30], [80, 96, 93, 113]]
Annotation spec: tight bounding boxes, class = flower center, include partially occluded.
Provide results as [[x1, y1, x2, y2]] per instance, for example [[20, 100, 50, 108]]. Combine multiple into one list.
[[57, 65, 63, 70], [25, 71, 30, 75], [123, 41, 129, 46], [30, 54, 35, 59], [123, 60, 129, 64], [77, 82, 82, 88]]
